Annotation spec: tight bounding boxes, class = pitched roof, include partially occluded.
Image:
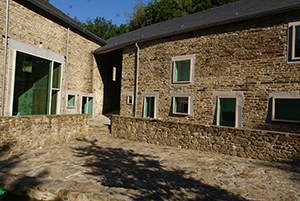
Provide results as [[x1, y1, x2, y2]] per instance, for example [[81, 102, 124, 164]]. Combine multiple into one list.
[[94, 0, 300, 54], [26, 0, 107, 45]]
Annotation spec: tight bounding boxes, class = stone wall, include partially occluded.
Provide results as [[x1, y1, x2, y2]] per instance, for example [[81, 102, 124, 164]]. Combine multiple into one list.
[[0, 114, 90, 154], [111, 115, 300, 162], [0, 0, 103, 117], [120, 10, 300, 133]]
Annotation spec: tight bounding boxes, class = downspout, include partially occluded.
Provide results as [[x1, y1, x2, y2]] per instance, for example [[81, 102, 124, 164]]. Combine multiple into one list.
[[63, 27, 70, 114], [134, 43, 139, 117], [1, 0, 10, 116]]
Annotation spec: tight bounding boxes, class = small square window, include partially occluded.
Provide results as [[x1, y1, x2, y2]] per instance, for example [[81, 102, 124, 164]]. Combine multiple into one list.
[[272, 97, 300, 123], [171, 93, 193, 117], [67, 94, 75, 107], [171, 55, 195, 85], [127, 95, 134, 105], [173, 96, 190, 115]]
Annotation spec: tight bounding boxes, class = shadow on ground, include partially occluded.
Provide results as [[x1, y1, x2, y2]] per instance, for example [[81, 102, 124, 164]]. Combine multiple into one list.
[[0, 152, 60, 201], [73, 138, 246, 201]]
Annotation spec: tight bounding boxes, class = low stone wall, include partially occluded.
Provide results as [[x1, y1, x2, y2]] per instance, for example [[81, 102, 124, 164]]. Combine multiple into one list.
[[111, 115, 300, 162], [0, 114, 90, 154]]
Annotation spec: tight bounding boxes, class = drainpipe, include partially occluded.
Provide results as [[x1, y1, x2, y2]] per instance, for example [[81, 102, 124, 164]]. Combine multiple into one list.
[[63, 27, 70, 114], [134, 43, 139, 117], [1, 0, 10, 116]]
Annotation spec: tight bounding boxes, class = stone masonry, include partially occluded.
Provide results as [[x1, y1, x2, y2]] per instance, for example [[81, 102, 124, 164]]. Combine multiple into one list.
[[0, 114, 90, 154], [111, 115, 300, 163], [0, 0, 103, 117], [120, 10, 300, 133]]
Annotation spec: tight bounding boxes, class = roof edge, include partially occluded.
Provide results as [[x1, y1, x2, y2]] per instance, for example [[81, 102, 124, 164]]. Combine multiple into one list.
[[94, 1, 300, 54], [27, 0, 107, 46]]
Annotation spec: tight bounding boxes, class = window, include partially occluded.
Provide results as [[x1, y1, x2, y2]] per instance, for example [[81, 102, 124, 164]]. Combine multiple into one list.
[[171, 55, 195, 85], [288, 22, 300, 62], [81, 96, 94, 119], [292, 24, 300, 60], [127, 94, 134, 105], [171, 93, 193, 117], [7, 39, 64, 116], [212, 92, 244, 128], [142, 93, 159, 118], [272, 97, 300, 123], [12, 51, 62, 116], [217, 97, 238, 127], [112, 67, 117, 81], [67, 94, 76, 107]]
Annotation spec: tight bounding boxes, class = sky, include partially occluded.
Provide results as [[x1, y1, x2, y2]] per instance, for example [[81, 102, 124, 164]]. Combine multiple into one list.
[[49, 0, 152, 26]]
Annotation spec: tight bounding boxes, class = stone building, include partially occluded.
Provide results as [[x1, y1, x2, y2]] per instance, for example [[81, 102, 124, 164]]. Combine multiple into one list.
[[95, 0, 300, 134], [0, 0, 107, 119]]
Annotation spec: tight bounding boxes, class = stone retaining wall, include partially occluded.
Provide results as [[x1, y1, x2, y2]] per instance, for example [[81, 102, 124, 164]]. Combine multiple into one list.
[[0, 114, 90, 154], [111, 115, 300, 162]]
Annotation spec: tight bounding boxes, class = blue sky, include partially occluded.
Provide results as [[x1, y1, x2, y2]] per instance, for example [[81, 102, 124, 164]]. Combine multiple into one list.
[[49, 0, 152, 26]]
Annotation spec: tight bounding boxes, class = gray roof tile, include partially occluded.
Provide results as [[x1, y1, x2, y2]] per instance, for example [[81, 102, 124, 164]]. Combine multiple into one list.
[[94, 0, 300, 54]]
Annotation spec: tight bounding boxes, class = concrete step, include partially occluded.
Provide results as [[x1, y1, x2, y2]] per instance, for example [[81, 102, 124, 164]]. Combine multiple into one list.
[[88, 124, 110, 135]]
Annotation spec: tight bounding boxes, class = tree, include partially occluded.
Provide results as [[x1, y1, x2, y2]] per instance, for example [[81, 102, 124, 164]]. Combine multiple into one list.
[[73, 17, 128, 40], [125, 0, 146, 32], [73, 0, 240, 40]]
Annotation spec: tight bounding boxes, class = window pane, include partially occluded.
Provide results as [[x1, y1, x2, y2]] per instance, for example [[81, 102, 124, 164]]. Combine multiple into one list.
[[52, 62, 61, 88], [88, 97, 93, 118], [51, 90, 58, 114], [144, 97, 155, 118], [274, 98, 300, 121], [128, 96, 133, 104], [13, 52, 51, 115], [174, 60, 190, 82], [174, 97, 189, 114], [82, 97, 88, 114], [67, 95, 75, 107], [218, 98, 236, 127]]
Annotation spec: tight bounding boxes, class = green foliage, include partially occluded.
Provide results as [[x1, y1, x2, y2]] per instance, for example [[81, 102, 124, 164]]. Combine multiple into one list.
[[73, 17, 128, 41], [73, 0, 240, 40]]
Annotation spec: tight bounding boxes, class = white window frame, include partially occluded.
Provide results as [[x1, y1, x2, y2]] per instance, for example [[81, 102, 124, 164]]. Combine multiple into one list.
[[272, 96, 300, 123], [171, 55, 195, 85], [142, 92, 159, 118], [171, 93, 193, 117], [6, 39, 64, 116], [127, 92, 134, 106], [287, 21, 300, 63], [66, 93, 77, 109], [212, 92, 244, 128], [80, 94, 95, 119], [216, 96, 238, 128]]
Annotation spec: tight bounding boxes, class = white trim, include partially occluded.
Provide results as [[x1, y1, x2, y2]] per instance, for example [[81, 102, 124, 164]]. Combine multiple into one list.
[[9, 39, 64, 63]]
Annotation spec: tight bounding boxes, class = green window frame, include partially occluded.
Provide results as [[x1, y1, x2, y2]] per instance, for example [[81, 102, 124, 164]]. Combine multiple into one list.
[[272, 97, 300, 123]]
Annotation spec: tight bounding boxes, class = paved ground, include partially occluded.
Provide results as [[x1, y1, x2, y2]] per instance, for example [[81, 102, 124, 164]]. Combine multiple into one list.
[[0, 135, 299, 201]]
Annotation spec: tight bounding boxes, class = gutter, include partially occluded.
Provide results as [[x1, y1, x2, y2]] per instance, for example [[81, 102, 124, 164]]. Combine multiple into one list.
[[63, 27, 70, 114], [1, 0, 9, 116], [134, 43, 139, 117]]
